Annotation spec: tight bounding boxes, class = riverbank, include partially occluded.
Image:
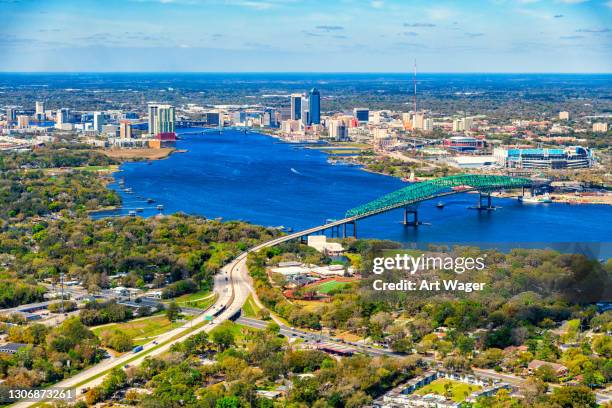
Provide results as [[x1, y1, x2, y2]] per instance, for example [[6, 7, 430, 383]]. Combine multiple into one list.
[[493, 191, 612, 205], [102, 147, 176, 161]]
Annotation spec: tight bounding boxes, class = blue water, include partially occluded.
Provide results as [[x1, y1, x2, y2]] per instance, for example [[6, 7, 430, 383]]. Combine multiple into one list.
[[94, 129, 612, 257]]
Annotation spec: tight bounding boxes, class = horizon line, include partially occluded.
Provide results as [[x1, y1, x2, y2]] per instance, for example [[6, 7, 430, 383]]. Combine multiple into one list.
[[1, 71, 612, 75]]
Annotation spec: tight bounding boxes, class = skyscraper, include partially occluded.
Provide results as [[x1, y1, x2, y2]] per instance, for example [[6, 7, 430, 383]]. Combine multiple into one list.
[[148, 104, 175, 136], [35, 101, 45, 122], [290, 94, 302, 121], [93, 112, 105, 133], [308, 88, 320, 125], [412, 112, 425, 130], [353, 108, 369, 123], [55, 108, 69, 128], [5, 107, 16, 122], [35, 101, 45, 116], [120, 120, 133, 139]]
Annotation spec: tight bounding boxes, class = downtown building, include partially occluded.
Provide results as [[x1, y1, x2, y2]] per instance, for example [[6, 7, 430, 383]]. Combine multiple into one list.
[[148, 104, 175, 137], [493, 146, 593, 169]]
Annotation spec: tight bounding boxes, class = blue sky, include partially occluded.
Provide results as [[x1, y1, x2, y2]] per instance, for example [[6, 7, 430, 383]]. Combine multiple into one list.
[[1, 0, 611, 72]]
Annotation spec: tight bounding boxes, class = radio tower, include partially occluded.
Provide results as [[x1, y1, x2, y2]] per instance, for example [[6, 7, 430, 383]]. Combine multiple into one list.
[[413, 59, 417, 114]]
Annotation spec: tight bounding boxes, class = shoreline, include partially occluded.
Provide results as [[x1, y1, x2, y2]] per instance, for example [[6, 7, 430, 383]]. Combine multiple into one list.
[[102, 147, 177, 161]]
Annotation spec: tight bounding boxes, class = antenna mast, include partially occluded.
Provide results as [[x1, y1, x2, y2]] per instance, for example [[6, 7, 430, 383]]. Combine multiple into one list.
[[413, 59, 417, 114]]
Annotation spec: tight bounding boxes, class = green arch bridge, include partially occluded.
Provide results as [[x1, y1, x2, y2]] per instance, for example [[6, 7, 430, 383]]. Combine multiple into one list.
[[345, 174, 535, 219], [278, 174, 539, 241]]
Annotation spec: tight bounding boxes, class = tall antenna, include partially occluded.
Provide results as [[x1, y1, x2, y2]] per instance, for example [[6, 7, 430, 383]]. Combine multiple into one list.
[[413, 59, 417, 114]]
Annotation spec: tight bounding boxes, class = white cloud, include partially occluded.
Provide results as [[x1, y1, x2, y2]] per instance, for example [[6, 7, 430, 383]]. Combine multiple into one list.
[[556, 0, 589, 3], [371, 1, 384, 8], [427, 6, 453, 21]]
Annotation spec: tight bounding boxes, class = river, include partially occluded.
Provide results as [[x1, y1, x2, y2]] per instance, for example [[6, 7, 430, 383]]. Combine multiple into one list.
[[93, 129, 612, 258]]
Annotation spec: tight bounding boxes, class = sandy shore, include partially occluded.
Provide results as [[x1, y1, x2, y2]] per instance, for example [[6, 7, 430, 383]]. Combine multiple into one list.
[[103, 148, 175, 161]]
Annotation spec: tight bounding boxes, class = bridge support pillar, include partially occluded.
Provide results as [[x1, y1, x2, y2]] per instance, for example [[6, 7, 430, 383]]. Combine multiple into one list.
[[403, 207, 419, 226], [474, 192, 495, 211], [343, 221, 357, 238]]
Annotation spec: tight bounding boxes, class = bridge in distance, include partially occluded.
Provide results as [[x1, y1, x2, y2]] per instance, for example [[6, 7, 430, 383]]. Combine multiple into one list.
[[285, 174, 541, 239]]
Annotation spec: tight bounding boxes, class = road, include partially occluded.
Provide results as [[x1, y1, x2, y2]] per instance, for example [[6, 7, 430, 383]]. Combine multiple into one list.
[[11, 220, 612, 406]]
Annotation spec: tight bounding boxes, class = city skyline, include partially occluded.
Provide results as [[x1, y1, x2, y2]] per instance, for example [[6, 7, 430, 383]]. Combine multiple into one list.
[[1, 0, 611, 73]]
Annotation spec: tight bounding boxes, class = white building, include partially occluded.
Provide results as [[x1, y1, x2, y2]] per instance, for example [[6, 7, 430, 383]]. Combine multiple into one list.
[[148, 104, 175, 136], [307, 236, 344, 255], [328, 120, 348, 141], [593, 122, 608, 133], [559, 111, 570, 120], [412, 112, 425, 130], [93, 112, 105, 133]]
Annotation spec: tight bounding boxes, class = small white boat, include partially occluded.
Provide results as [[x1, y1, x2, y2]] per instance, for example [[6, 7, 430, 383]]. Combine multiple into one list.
[[520, 193, 552, 204]]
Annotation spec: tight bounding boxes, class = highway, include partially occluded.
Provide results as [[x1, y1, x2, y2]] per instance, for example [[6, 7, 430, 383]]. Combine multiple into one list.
[[10, 216, 611, 406]]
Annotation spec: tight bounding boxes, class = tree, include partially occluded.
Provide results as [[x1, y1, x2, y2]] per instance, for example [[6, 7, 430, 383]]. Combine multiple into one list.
[[215, 396, 240, 408], [211, 324, 235, 350], [166, 301, 181, 322], [549, 385, 596, 408]]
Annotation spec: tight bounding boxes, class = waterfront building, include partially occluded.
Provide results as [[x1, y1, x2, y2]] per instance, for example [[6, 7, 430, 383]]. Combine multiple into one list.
[[119, 120, 133, 139], [232, 111, 246, 125], [353, 108, 369, 123], [443, 136, 485, 152], [263, 109, 277, 127], [290, 94, 302, 121], [148, 104, 175, 136], [593, 122, 608, 133], [328, 119, 348, 141], [203, 111, 220, 126], [281, 119, 301, 134], [308, 88, 321, 125], [559, 111, 570, 120], [493, 146, 593, 169], [17, 115, 29, 128], [301, 96, 310, 126], [93, 112, 105, 133]]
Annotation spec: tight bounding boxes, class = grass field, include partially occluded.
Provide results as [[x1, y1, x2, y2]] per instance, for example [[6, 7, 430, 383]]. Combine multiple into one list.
[[92, 315, 191, 345], [242, 294, 261, 318], [415, 379, 482, 403], [167, 290, 218, 309], [312, 280, 351, 294]]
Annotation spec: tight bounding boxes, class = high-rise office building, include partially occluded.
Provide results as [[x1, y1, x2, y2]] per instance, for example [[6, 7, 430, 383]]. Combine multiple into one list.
[[35, 101, 45, 116], [412, 112, 425, 130], [301, 96, 310, 125], [263, 109, 277, 127], [559, 111, 570, 120], [148, 104, 175, 136], [328, 120, 348, 141], [5, 107, 16, 122], [55, 108, 69, 128], [17, 115, 29, 128], [119, 120, 133, 139], [308, 88, 321, 125], [93, 112, 105, 133], [353, 108, 369, 123], [290, 94, 302, 121], [423, 118, 434, 132]]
